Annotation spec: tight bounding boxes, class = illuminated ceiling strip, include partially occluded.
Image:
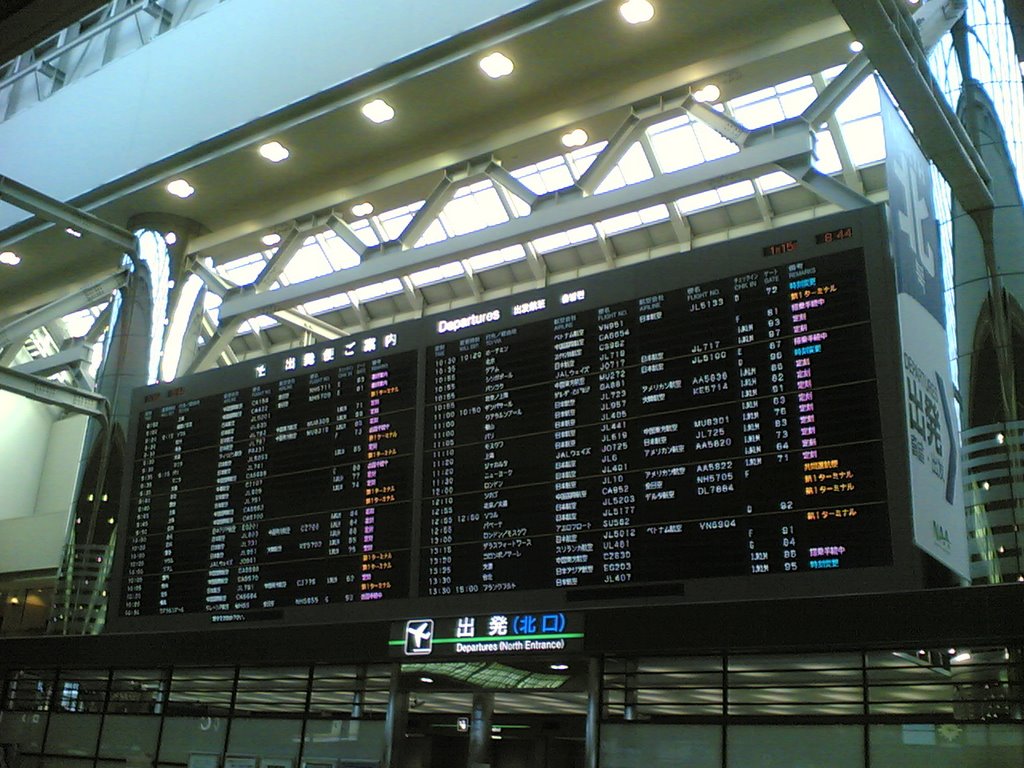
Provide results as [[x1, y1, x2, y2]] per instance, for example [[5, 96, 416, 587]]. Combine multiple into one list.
[[0, 175, 134, 252], [0, 269, 128, 349], [218, 121, 816, 324]]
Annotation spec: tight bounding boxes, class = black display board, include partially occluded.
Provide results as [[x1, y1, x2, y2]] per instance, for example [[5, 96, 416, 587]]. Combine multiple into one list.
[[109, 206, 920, 632]]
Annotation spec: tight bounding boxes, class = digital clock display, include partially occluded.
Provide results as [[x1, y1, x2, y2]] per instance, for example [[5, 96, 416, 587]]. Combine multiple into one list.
[[762, 240, 798, 257], [816, 226, 854, 244]]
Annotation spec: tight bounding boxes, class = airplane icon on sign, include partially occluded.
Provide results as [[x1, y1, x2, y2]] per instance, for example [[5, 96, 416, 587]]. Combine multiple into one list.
[[404, 619, 434, 655]]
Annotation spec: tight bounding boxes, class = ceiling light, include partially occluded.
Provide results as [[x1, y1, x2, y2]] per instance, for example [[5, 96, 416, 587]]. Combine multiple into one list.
[[849, 40, 864, 53], [351, 202, 374, 217], [997, 433, 1005, 444], [362, 99, 395, 123], [549, 663, 569, 671], [419, 676, 434, 684], [952, 652, 972, 663], [258, 141, 290, 162], [693, 84, 721, 103], [561, 129, 589, 148], [479, 51, 514, 79], [619, 0, 654, 24], [0, 251, 21, 266], [165, 232, 177, 246], [166, 179, 195, 198], [65, 227, 82, 238], [107, 517, 115, 525], [982, 481, 990, 490], [261, 233, 282, 247]]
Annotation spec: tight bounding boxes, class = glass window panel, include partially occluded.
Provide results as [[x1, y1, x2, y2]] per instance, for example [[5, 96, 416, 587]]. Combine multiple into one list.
[[158, 717, 228, 763], [813, 130, 843, 174], [350, 221, 379, 247], [465, 245, 525, 272], [301, 293, 349, 315], [566, 141, 606, 177], [301, 719, 385, 762], [870, 724, 1024, 768], [638, 203, 669, 224], [44, 713, 102, 756], [226, 718, 302, 759], [0, 710, 48, 751], [717, 180, 755, 202], [601, 724, 720, 768], [55, 671, 108, 714], [410, 261, 464, 287], [318, 232, 361, 270], [532, 231, 571, 254], [98, 715, 160, 759], [757, 171, 796, 192], [218, 253, 267, 286], [168, 669, 233, 716], [413, 219, 448, 247], [693, 122, 739, 160], [351, 278, 402, 302], [730, 86, 778, 108], [281, 244, 333, 285], [4, 670, 56, 711], [777, 75, 814, 93], [676, 190, 721, 214], [727, 724, 863, 768], [108, 670, 165, 715], [843, 115, 886, 166], [234, 668, 309, 715]]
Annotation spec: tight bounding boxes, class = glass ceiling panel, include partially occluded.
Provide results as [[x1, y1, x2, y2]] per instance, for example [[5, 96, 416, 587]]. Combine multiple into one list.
[[842, 115, 885, 166], [410, 261, 465, 287], [318, 231, 361, 270], [280, 241, 333, 285], [465, 244, 526, 271], [834, 77, 882, 123], [61, 303, 108, 338]]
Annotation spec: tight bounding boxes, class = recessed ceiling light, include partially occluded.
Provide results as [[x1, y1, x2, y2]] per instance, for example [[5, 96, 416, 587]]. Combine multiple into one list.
[[619, 0, 655, 24], [549, 663, 569, 671], [0, 251, 20, 266], [419, 676, 434, 684], [261, 233, 282, 247], [65, 227, 82, 238], [362, 98, 395, 123], [164, 231, 177, 245], [258, 140, 290, 162], [561, 128, 589, 148], [849, 40, 864, 53], [166, 179, 195, 198], [479, 51, 514, 79], [693, 83, 721, 103], [351, 202, 374, 217]]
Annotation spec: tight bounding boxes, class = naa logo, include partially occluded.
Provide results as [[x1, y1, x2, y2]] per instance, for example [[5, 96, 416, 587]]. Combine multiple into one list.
[[932, 520, 952, 552]]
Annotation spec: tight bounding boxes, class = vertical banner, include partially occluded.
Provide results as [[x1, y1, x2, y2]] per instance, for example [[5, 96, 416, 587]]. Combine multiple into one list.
[[880, 82, 969, 579]]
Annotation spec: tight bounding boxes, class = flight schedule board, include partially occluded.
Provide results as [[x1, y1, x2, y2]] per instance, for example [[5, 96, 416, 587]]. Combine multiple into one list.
[[112, 207, 915, 632]]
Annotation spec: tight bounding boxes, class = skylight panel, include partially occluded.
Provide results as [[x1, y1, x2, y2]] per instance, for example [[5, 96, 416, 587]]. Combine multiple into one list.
[[835, 77, 881, 123], [410, 261, 465, 287], [776, 75, 814, 93], [377, 201, 424, 241], [692, 122, 739, 161], [217, 252, 266, 286], [779, 87, 817, 118], [465, 244, 526, 271], [415, 220, 449, 247], [61, 303, 108, 337], [841, 115, 885, 166], [318, 232, 361, 270], [281, 242, 333, 285], [352, 278, 403, 302], [593, 142, 652, 194], [647, 113, 692, 138], [440, 183, 509, 237], [203, 292, 222, 323], [717, 179, 755, 202], [350, 220, 380, 247], [649, 122, 705, 173], [512, 159, 575, 195], [638, 203, 669, 223], [756, 171, 796, 192], [675, 189, 721, 214], [812, 130, 843, 174], [598, 205, 667, 236], [566, 141, 606, 177], [731, 98, 785, 129], [729, 86, 777, 108], [302, 293, 350, 315]]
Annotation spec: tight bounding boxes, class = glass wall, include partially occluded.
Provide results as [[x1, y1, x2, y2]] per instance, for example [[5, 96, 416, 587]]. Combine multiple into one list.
[[2, 647, 1022, 767]]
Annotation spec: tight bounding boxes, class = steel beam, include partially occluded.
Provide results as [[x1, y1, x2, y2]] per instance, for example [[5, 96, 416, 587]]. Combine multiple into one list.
[[254, 227, 303, 289], [777, 158, 874, 210], [0, 176, 134, 251], [273, 308, 347, 340], [399, 175, 455, 249], [0, 365, 109, 424], [187, 316, 244, 373], [326, 214, 372, 258], [683, 97, 751, 146], [12, 342, 92, 378], [832, 0, 992, 215], [218, 122, 815, 323], [190, 257, 234, 297], [803, 53, 872, 127], [485, 162, 540, 209], [0, 269, 128, 347]]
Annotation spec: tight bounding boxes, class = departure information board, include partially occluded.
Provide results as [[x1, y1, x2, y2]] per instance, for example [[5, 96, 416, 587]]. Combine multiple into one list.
[[112, 207, 915, 631]]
